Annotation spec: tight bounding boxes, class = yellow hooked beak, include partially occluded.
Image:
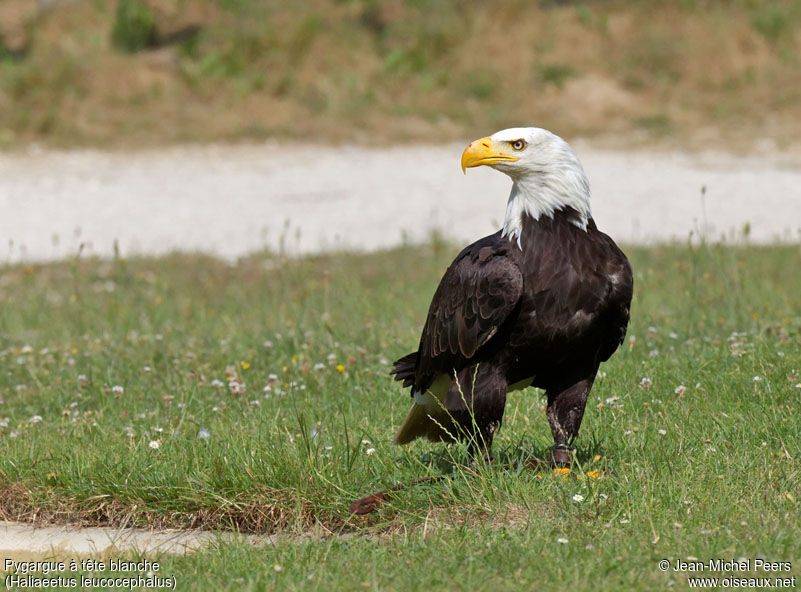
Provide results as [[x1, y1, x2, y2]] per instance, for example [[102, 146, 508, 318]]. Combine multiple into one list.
[[461, 136, 520, 173]]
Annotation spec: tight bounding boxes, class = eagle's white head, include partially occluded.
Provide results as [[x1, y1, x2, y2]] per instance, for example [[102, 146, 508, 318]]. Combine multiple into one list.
[[461, 127, 592, 246]]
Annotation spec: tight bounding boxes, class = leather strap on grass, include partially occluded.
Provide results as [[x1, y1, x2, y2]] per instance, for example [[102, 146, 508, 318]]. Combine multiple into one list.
[[349, 475, 446, 515]]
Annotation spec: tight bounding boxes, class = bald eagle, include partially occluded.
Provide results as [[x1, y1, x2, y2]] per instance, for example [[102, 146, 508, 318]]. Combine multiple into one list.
[[391, 127, 633, 466]]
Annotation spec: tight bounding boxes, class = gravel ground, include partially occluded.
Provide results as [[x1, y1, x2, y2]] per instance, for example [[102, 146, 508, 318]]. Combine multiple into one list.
[[1, 141, 799, 263]]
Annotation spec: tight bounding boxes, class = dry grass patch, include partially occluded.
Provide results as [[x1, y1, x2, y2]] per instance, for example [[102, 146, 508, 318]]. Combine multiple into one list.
[[0, 1, 800, 150], [0, 483, 325, 534]]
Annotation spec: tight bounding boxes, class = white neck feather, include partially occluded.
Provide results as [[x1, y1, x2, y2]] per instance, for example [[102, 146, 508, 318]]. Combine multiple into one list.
[[501, 165, 592, 247]]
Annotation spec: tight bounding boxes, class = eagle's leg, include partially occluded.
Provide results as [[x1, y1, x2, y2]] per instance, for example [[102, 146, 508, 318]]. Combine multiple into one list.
[[446, 365, 508, 463], [545, 375, 596, 467]]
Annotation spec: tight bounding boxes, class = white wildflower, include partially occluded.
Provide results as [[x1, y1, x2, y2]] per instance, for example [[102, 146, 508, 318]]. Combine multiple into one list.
[[639, 377, 652, 390], [557, 537, 569, 544], [658, 429, 667, 435], [112, 385, 124, 395], [366, 448, 376, 455], [210, 379, 224, 387], [572, 494, 584, 502], [149, 440, 161, 449], [674, 385, 687, 396], [228, 380, 245, 395], [197, 428, 211, 439], [29, 415, 43, 423]]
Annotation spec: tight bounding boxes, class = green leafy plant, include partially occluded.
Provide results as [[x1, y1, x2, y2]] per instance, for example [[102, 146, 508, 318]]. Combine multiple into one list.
[[751, 5, 789, 43], [111, 0, 156, 53]]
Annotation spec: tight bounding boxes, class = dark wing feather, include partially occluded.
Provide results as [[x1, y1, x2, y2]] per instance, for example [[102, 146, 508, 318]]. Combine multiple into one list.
[[390, 352, 417, 388], [412, 240, 523, 391], [598, 247, 633, 362]]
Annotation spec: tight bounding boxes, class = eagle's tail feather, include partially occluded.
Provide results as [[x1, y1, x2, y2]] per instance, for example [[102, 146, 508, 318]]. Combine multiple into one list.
[[394, 404, 454, 445], [390, 352, 417, 388]]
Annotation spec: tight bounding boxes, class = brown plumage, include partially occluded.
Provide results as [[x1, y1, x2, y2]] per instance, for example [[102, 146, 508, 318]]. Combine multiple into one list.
[[390, 127, 633, 464]]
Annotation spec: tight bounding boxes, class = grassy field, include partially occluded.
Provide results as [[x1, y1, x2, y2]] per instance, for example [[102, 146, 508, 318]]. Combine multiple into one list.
[[1, 241, 800, 589], [1, 0, 801, 150]]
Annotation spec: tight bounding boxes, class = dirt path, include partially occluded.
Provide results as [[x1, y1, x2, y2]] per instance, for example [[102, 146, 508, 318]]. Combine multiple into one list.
[[0, 520, 269, 560], [1, 141, 799, 264]]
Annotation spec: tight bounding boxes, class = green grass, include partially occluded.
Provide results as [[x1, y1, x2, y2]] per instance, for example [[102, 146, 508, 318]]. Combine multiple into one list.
[[1, 242, 801, 589]]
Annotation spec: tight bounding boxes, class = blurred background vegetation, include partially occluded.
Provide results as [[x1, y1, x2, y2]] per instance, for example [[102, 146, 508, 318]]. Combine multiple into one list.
[[0, 0, 800, 150]]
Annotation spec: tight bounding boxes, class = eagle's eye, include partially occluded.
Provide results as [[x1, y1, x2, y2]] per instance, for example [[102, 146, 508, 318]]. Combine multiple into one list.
[[511, 139, 526, 151]]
